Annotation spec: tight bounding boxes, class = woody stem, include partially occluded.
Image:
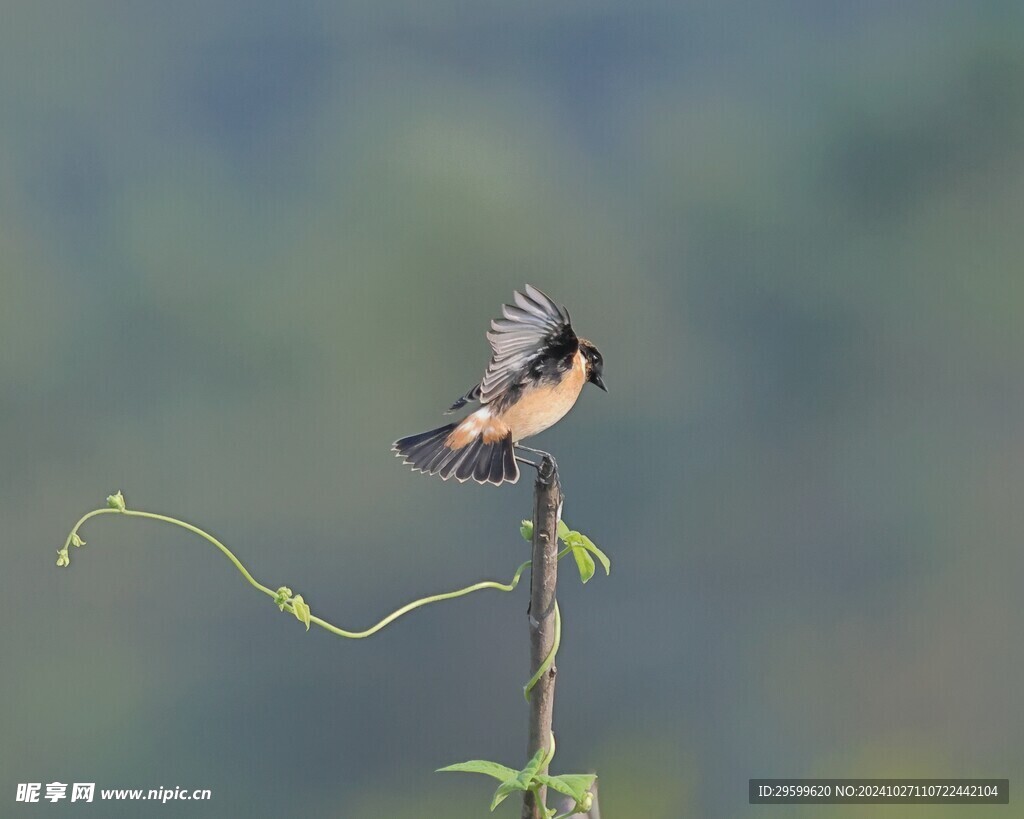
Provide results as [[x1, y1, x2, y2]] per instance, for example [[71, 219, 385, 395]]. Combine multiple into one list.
[[522, 454, 562, 819]]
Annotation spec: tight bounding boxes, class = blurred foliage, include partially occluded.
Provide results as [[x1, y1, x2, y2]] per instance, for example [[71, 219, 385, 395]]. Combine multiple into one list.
[[3, 2, 1023, 817]]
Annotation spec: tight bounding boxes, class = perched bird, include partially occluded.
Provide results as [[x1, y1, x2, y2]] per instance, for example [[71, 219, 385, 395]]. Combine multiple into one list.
[[393, 285, 606, 486]]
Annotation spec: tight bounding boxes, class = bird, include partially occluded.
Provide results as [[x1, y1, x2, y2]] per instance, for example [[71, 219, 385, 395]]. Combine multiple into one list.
[[392, 285, 606, 486]]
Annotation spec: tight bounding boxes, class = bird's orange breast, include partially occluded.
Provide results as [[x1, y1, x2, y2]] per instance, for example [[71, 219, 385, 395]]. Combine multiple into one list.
[[497, 350, 586, 442]]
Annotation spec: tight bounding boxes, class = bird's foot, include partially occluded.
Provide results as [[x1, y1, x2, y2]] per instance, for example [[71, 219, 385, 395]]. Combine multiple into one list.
[[515, 445, 557, 485]]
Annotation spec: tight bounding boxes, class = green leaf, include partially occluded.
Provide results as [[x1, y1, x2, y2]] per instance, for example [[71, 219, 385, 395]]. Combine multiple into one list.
[[520, 520, 534, 542], [70, 533, 85, 548], [579, 535, 610, 575], [556, 519, 571, 540], [520, 745, 548, 780], [493, 746, 553, 810], [491, 773, 532, 810], [291, 594, 311, 631], [56, 548, 70, 568], [436, 760, 517, 782], [571, 545, 595, 584], [535, 773, 597, 802], [490, 776, 527, 811], [437, 758, 527, 810], [439, 745, 552, 812], [106, 490, 126, 512], [489, 745, 547, 810]]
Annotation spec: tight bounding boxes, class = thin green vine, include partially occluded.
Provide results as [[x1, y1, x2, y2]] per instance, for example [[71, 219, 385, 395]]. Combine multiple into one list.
[[57, 490, 609, 816], [56, 492, 599, 652], [523, 602, 561, 702], [57, 491, 541, 639]]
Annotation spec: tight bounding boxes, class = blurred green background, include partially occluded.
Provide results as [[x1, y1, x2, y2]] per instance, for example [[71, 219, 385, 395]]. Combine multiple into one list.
[[3, 2, 1022, 817]]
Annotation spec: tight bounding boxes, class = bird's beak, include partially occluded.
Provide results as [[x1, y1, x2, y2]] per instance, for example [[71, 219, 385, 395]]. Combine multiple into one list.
[[592, 373, 607, 392]]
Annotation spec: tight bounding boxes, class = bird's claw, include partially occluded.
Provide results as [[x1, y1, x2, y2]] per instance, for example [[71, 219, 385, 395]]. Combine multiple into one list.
[[537, 454, 557, 485]]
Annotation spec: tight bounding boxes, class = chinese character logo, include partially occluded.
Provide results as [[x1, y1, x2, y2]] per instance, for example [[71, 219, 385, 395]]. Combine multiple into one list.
[[15, 783, 41, 802], [71, 783, 95, 803]]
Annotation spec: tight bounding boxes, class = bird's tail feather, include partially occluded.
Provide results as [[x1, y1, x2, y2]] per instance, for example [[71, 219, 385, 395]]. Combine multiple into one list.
[[392, 424, 519, 486]]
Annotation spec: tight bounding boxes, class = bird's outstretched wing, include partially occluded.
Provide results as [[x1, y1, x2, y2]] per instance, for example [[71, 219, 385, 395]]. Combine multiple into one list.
[[477, 285, 578, 408]]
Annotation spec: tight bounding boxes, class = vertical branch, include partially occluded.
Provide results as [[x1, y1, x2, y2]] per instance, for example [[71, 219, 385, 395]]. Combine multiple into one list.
[[523, 455, 562, 819]]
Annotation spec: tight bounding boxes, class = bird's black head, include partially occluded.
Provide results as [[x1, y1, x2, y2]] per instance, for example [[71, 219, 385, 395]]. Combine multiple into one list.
[[579, 339, 607, 392]]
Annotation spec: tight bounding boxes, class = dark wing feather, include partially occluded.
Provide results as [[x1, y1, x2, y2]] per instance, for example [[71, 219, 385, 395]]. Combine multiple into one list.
[[479, 285, 578, 406], [445, 383, 482, 414]]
